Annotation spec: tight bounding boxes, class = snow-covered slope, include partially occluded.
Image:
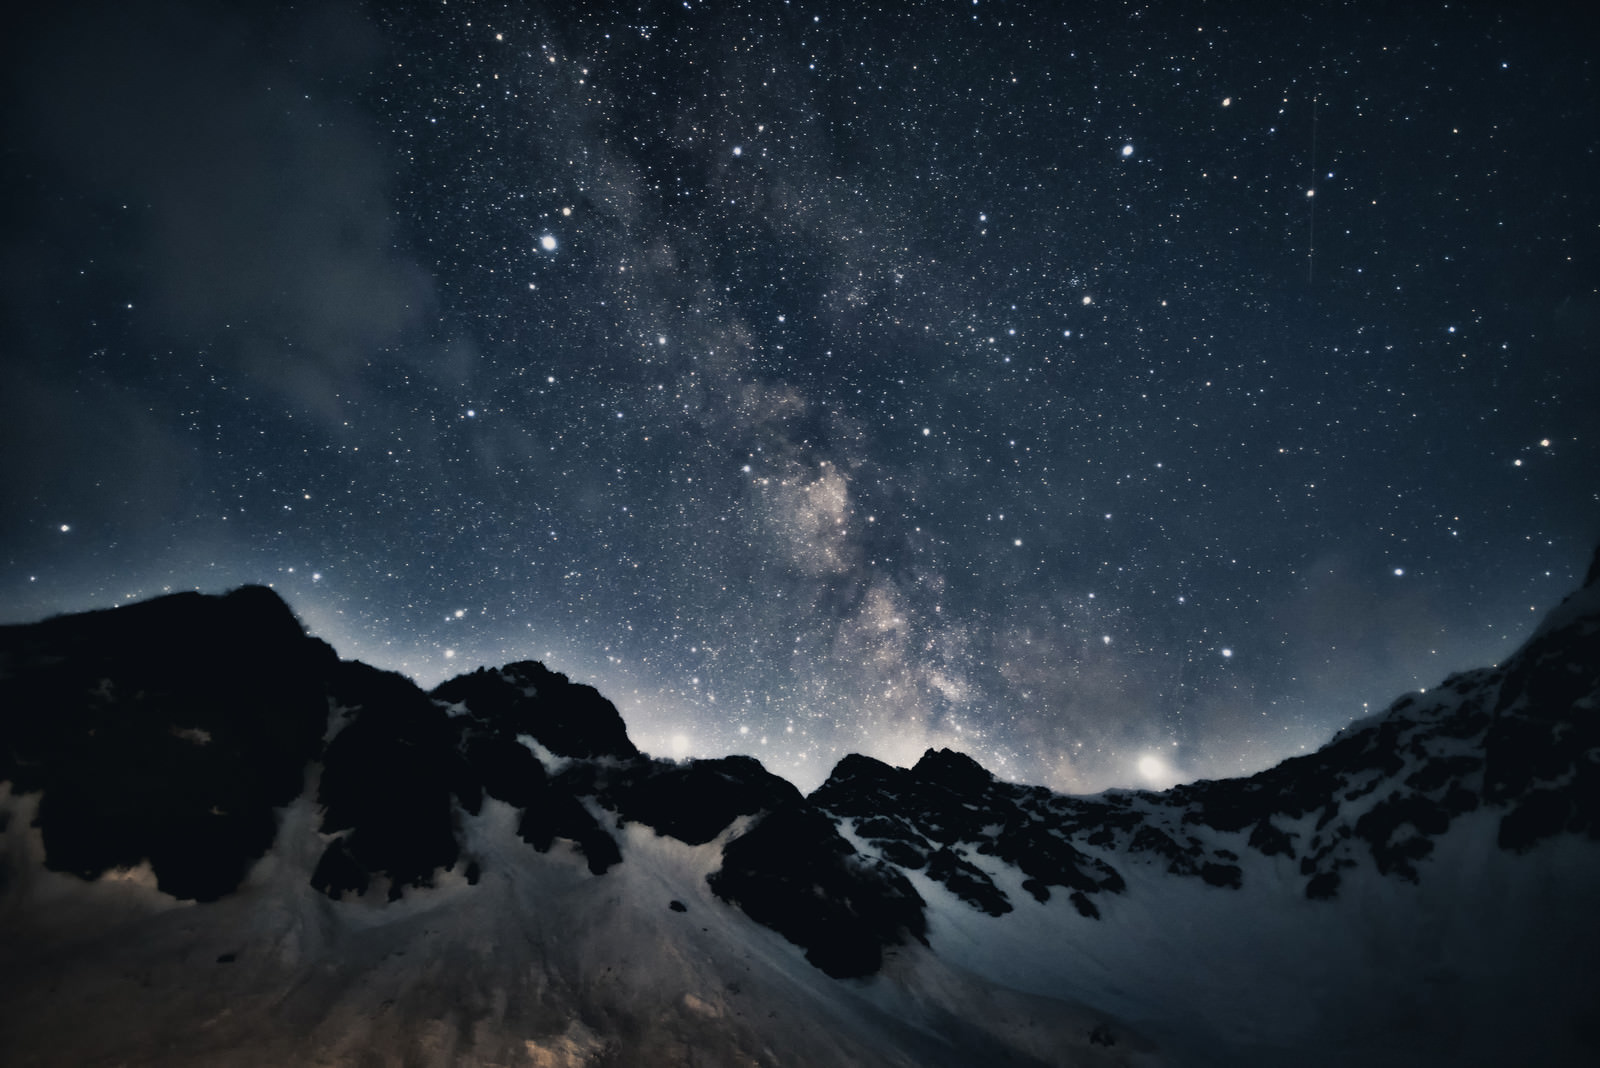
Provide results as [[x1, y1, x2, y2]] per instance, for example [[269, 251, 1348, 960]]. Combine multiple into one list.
[[810, 573, 1600, 1064], [0, 788, 1148, 1067], [2, 566, 1597, 1066]]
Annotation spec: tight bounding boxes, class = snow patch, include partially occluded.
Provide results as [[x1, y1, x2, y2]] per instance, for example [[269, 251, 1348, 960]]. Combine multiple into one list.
[[516, 734, 571, 776]]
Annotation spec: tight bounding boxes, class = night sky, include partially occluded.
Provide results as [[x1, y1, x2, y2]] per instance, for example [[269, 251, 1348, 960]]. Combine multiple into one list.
[[3, 0, 1594, 794]]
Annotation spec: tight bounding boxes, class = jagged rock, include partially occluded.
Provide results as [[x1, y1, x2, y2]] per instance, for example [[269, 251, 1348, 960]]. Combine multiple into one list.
[[926, 846, 1012, 916], [911, 747, 996, 794], [1248, 818, 1296, 858], [515, 786, 620, 874], [708, 801, 927, 978], [606, 754, 801, 845], [810, 753, 909, 814], [0, 586, 332, 901], [431, 661, 638, 760], [317, 661, 477, 899], [1405, 755, 1482, 793], [1353, 791, 1450, 881], [990, 821, 1126, 901]]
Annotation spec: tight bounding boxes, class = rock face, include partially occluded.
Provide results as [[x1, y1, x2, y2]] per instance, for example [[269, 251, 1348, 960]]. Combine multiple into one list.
[[431, 661, 640, 761], [707, 798, 928, 978], [2, 569, 1599, 1065], [0, 586, 334, 902]]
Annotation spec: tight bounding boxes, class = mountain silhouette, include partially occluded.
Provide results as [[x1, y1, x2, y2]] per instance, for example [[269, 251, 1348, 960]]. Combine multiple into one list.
[[2, 557, 1597, 1065]]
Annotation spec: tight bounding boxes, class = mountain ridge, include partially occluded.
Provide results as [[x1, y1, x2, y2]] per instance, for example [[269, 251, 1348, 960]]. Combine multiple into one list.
[[3, 566, 1598, 1065]]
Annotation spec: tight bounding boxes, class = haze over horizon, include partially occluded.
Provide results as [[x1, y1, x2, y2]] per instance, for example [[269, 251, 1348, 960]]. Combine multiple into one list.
[[2, 0, 1594, 796]]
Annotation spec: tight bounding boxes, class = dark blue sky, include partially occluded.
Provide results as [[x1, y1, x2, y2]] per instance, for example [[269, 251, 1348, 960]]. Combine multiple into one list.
[[3, 0, 1594, 792]]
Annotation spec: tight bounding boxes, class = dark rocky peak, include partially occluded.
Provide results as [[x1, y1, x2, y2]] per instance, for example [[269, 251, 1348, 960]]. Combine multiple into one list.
[[809, 753, 909, 815], [814, 748, 998, 816], [605, 753, 803, 846], [811, 748, 1126, 918], [911, 747, 995, 793], [431, 660, 638, 760], [330, 659, 450, 733], [1, 584, 334, 695], [0, 586, 334, 903], [316, 659, 636, 896], [813, 748, 1007, 847]]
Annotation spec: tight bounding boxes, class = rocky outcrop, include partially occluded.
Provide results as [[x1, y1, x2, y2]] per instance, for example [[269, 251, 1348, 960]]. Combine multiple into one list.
[[708, 800, 927, 978], [431, 661, 639, 760], [0, 586, 334, 901]]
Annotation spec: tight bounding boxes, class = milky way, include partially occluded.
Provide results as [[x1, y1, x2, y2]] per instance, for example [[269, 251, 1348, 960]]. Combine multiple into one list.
[[2, 1, 1594, 793]]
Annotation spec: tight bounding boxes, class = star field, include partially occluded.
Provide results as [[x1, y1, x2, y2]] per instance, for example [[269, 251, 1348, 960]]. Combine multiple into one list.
[[2, 0, 1594, 794]]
